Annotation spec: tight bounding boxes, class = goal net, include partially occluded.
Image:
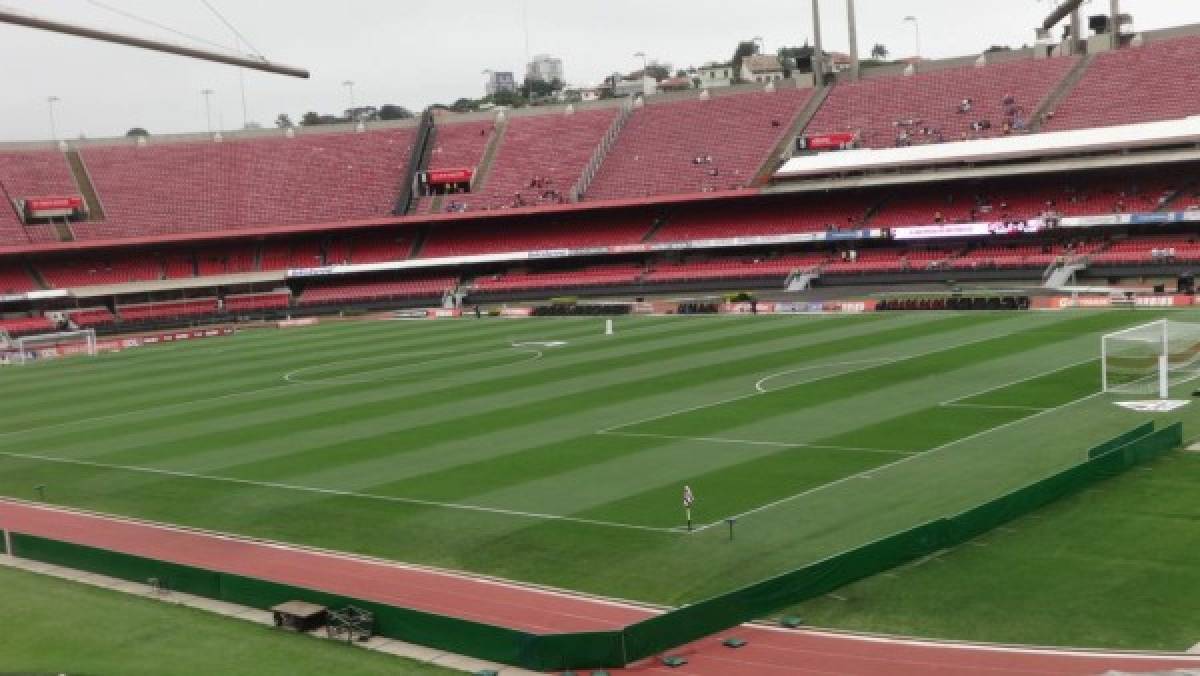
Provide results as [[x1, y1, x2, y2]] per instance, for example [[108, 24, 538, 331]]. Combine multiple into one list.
[[1, 329, 97, 365], [1102, 320, 1200, 398]]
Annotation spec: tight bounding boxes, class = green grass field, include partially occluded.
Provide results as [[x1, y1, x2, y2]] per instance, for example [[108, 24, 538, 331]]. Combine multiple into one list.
[[0, 564, 455, 675], [2, 310, 1199, 646]]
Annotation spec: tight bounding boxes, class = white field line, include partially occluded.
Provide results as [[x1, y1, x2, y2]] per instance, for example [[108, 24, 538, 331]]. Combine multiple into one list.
[[940, 403, 1049, 412], [0, 452, 682, 535], [754, 358, 895, 393], [937, 356, 1097, 406], [598, 325, 1046, 436], [690, 391, 1105, 532], [599, 431, 913, 456]]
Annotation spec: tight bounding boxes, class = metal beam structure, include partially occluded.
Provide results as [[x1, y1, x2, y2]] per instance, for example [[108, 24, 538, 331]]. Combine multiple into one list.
[[0, 8, 309, 78]]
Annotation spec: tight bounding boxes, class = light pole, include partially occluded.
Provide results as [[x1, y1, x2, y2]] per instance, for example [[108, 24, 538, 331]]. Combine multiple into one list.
[[633, 51, 648, 77], [46, 96, 60, 141], [342, 80, 356, 119], [201, 89, 214, 133], [904, 16, 921, 60]]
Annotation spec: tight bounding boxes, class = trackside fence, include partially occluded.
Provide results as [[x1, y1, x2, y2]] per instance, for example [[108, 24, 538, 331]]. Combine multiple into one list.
[[0, 421, 1180, 670]]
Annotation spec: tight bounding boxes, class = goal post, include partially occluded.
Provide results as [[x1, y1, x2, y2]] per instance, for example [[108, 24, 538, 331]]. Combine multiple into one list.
[[1102, 320, 1200, 399], [4, 329, 97, 365]]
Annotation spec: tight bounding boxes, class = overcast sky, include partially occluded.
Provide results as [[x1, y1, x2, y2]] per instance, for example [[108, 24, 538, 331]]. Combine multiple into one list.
[[0, 0, 1193, 141]]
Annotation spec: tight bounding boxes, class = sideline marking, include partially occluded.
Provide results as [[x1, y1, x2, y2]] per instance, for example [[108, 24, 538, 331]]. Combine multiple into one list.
[[599, 431, 912, 456], [0, 451, 681, 535]]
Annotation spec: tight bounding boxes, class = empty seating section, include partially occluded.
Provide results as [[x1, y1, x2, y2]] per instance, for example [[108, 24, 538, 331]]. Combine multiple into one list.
[[420, 214, 651, 257], [413, 119, 494, 214], [261, 240, 323, 271], [224, 292, 291, 312], [473, 264, 643, 291], [37, 254, 161, 287], [0, 264, 37, 294], [75, 128, 414, 240], [0, 316, 55, 336], [346, 231, 413, 263], [197, 246, 256, 276], [1044, 36, 1200, 131], [805, 57, 1076, 148], [66, 307, 117, 328], [299, 276, 457, 305], [654, 199, 867, 242], [822, 248, 918, 274], [1091, 236, 1200, 265], [163, 252, 196, 279], [643, 254, 824, 283], [586, 89, 812, 200], [463, 109, 619, 210], [0, 150, 79, 245], [117, 298, 218, 322]]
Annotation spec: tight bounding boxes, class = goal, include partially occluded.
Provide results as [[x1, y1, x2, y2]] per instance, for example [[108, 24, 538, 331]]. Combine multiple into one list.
[[1102, 320, 1200, 398], [1, 329, 97, 365]]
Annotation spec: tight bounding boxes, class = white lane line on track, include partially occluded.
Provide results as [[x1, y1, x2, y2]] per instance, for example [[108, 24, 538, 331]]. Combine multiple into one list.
[[0, 452, 681, 535]]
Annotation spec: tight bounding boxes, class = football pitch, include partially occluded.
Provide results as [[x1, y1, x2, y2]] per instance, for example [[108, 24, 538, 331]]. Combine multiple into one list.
[[1, 310, 1197, 611]]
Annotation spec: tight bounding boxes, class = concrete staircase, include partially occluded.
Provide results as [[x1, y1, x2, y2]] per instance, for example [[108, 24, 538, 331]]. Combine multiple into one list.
[[786, 270, 819, 291], [751, 84, 833, 186], [1043, 259, 1088, 288], [1030, 54, 1095, 132], [468, 116, 509, 197], [572, 102, 634, 201], [64, 149, 106, 221]]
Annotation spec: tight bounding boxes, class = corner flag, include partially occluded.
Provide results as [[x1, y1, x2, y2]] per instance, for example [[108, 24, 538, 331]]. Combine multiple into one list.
[[683, 485, 695, 531]]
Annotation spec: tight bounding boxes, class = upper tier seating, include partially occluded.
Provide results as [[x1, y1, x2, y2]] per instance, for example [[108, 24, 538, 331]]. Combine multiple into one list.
[[37, 254, 161, 288], [805, 57, 1077, 148], [1090, 235, 1200, 265], [224, 291, 291, 312], [654, 198, 868, 242], [74, 128, 414, 240], [0, 150, 79, 245], [117, 298, 219, 322], [413, 119, 495, 214], [65, 307, 117, 328], [299, 276, 457, 305], [0, 316, 56, 336], [472, 264, 643, 292], [1044, 36, 1200, 132], [420, 213, 652, 258], [0, 264, 38, 294], [461, 109, 619, 210], [586, 88, 812, 200]]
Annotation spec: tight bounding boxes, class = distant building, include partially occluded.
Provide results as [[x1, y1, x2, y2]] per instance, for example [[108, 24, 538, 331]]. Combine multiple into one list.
[[741, 54, 785, 83], [485, 71, 517, 97], [658, 76, 694, 92], [828, 52, 854, 72], [697, 62, 734, 87], [526, 54, 564, 84]]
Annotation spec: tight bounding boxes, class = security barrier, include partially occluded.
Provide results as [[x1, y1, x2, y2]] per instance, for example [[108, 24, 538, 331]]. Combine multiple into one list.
[[6, 422, 1182, 669]]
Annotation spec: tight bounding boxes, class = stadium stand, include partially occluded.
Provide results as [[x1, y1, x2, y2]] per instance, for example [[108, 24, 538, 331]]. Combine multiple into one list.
[[223, 291, 292, 312], [1090, 235, 1200, 265], [804, 57, 1078, 149], [421, 213, 652, 257], [260, 240, 324, 271], [0, 315, 56, 336], [462, 108, 619, 210], [472, 264, 643, 292], [196, 245, 257, 276], [0, 149, 79, 244], [585, 88, 812, 199], [37, 254, 162, 287], [65, 307, 117, 328], [653, 198, 867, 242], [1043, 35, 1200, 132], [117, 298, 219, 322], [0, 264, 38, 294], [298, 276, 457, 305], [343, 230, 415, 263], [413, 119, 495, 214], [642, 254, 825, 283], [73, 128, 415, 240]]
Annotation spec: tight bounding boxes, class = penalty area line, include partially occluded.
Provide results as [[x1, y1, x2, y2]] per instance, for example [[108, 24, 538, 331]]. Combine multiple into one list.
[[690, 391, 1105, 533], [0, 451, 682, 536]]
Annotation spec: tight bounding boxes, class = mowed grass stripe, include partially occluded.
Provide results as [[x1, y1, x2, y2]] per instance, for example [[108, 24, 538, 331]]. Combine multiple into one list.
[[44, 315, 895, 469], [629, 311, 1146, 438]]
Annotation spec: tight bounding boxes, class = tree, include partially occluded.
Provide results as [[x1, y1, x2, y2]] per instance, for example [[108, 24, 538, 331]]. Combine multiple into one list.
[[300, 111, 322, 126], [345, 106, 379, 122], [730, 40, 761, 83], [449, 98, 476, 113], [984, 44, 1013, 53], [275, 113, 294, 128], [125, 127, 149, 137], [644, 64, 671, 82], [778, 44, 814, 76], [523, 77, 559, 99], [870, 43, 889, 60], [379, 104, 414, 120]]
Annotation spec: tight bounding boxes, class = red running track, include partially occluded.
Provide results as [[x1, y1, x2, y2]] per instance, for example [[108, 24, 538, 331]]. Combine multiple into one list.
[[4, 500, 1200, 675]]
